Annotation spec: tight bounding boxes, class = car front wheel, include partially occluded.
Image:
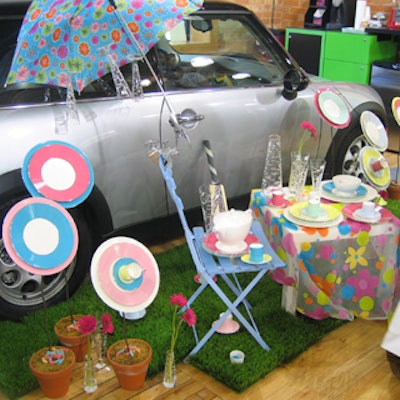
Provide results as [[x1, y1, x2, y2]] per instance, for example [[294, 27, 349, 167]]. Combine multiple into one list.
[[328, 125, 370, 180], [0, 196, 92, 320]]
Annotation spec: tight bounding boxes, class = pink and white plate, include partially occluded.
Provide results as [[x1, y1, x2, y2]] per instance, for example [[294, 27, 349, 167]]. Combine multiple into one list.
[[22, 141, 94, 208], [90, 237, 160, 314]]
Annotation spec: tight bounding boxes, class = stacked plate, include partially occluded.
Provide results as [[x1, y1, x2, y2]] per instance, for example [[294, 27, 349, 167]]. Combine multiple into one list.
[[284, 202, 343, 228], [320, 180, 378, 204]]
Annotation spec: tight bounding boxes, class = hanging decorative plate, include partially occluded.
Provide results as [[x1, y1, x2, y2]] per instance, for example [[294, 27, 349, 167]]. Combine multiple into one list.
[[314, 88, 351, 129], [22, 141, 94, 208], [359, 146, 390, 190], [360, 111, 388, 151], [91, 237, 160, 314], [392, 97, 400, 126], [2, 197, 78, 274]]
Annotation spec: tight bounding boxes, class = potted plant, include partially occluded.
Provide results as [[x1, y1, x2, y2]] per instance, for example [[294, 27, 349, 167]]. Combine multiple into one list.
[[54, 314, 89, 362], [387, 151, 400, 199], [107, 337, 152, 390], [29, 346, 75, 398]]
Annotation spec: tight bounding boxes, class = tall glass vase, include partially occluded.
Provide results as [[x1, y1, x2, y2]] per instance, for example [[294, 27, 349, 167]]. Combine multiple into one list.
[[95, 332, 108, 370], [84, 354, 98, 393], [288, 152, 310, 201], [163, 349, 176, 389], [261, 134, 283, 197]]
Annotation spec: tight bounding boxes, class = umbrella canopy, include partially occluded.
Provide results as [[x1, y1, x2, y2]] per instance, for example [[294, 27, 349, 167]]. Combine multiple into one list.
[[6, 0, 203, 92]]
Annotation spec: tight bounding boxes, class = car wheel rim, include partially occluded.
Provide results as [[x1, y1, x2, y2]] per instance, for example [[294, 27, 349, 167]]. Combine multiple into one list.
[[341, 134, 368, 180], [0, 239, 75, 307]]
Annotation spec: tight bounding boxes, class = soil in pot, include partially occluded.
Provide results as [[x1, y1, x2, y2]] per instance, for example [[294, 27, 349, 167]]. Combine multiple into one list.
[[30, 346, 75, 398], [54, 314, 89, 362], [107, 338, 152, 390]]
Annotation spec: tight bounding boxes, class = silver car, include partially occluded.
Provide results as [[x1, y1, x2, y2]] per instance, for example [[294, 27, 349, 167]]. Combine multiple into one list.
[[0, 0, 387, 319]]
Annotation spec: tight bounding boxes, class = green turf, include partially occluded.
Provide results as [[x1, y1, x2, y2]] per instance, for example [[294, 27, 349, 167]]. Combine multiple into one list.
[[0, 244, 350, 399]]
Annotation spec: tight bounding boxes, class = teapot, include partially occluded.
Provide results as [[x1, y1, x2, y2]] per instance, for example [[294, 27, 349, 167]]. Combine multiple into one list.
[[213, 209, 252, 247]]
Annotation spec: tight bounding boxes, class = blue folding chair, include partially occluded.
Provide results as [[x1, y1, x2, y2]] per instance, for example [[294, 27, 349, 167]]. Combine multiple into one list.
[[157, 155, 286, 355]]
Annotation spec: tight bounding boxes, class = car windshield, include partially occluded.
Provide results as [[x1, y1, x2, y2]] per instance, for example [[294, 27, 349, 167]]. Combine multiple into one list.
[[0, 11, 288, 106]]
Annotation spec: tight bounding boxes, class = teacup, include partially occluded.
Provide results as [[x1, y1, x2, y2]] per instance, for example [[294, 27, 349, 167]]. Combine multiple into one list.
[[358, 201, 377, 218], [270, 190, 285, 206], [230, 350, 245, 364], [213, 209, 252, 249], [249, 243, 264, 263]]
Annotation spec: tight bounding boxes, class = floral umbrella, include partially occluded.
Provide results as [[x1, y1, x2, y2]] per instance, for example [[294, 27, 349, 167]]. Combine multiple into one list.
[[6, 0, 203, 93]]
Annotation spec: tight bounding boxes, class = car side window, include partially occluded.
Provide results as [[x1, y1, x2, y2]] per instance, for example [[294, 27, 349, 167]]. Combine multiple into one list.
[[153, 16, 285, 90]]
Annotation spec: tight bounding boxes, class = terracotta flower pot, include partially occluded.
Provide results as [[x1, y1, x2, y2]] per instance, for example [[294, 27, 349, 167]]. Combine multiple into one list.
[[29, 346, 75, 398], [107, 338, 152, 390], [387, 351, 400, 381], [387, 181, 400, 200], [54, 315, 89, 362]]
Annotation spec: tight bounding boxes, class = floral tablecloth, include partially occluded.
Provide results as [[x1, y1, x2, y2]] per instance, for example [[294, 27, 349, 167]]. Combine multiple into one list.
[[250, 189, 400, 321]]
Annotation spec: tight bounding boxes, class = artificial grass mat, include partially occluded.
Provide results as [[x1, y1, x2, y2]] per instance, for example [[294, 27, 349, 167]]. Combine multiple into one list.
[[0, 244, 348, 399]]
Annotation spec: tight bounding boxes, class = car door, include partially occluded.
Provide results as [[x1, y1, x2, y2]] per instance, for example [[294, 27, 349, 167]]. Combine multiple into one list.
[[145, 13, 298, 213]]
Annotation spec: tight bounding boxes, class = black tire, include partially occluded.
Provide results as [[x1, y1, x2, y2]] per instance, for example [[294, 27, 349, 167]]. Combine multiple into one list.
[[325, 104, 387, 181], [0, 194, 92, 320], [330, 125, 368, 179]]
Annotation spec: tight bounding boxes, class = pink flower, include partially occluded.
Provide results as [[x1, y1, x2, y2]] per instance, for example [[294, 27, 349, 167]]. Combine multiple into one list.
[[298, 120, 318, 154], [77, 315, 97, 335], [170, 294, 187, 307], [181, 308, 196, 327], [101, 314, 114, 334], [300, 121, 317, 136], [168, 293, 196, 352]]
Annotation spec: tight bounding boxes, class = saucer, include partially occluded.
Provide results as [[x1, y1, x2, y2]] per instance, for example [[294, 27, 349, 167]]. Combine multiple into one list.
[[240, 253, 272, 265], [342, 203, 392, 224], [266, 198, 290, 208], [203, 232, 259, 257], [216, 240, 247, 253], [322, 181, 367, 198], [212, 319, 240, 334], [289, 202, 341, 223], [331, 187, 358, 197], [300, 206, 327, 218], [354, 208, 381, 222]]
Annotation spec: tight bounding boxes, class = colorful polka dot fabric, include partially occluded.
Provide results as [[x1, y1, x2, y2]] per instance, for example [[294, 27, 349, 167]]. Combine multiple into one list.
[[250, 189, 400, 321], [7, 0, 203, 92]]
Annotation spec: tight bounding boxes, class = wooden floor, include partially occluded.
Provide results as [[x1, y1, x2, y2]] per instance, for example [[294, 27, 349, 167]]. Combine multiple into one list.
[[5, 319, 399, 400], [1, 151, 400, 399]]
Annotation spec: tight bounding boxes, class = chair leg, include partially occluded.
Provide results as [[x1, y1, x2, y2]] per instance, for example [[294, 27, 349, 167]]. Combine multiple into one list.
[[188, 269, 271, 356]]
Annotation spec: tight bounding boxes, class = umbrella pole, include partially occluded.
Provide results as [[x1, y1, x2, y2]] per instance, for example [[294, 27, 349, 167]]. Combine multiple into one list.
[[107, 1, 188, 144]]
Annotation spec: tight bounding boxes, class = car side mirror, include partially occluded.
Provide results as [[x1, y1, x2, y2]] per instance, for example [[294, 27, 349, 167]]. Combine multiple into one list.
[[281, 69, 309, 100]]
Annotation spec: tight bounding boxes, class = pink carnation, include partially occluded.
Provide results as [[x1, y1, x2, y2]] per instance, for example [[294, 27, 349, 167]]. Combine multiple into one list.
[[170, 294, 187, 307], [181, 308, 196, 327], [101, 314, 114, 334], [77, 315, 97, 335]]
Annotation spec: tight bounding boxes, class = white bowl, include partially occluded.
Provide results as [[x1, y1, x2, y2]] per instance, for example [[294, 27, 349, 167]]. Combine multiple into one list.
[[332, 175, 361, 193], [213, 209, 252, 247]]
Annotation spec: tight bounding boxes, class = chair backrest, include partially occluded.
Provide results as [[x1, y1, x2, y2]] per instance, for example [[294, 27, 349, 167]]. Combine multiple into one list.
[[157, 155, 207, 274]]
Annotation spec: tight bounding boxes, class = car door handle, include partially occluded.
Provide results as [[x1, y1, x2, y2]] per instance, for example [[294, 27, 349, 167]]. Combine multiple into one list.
[[176, 113, 205, 123]]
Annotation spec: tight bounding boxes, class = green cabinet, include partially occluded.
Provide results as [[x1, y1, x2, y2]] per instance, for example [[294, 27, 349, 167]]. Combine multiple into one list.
[[323, 32, 397, 83], [285, 28, 397, 84]]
